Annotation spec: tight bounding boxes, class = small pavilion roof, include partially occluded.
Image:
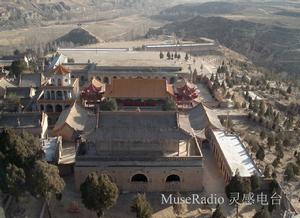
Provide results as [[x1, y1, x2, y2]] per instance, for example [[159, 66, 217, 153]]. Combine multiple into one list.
[[82, 78, 105, 95], [53, 65, 70, 75]]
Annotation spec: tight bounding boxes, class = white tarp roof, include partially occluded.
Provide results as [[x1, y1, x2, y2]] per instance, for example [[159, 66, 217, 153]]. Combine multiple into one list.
[[212, 130, 261, 177]]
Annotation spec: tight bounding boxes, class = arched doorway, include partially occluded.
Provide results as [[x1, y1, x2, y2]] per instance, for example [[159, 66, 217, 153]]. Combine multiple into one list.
[[46, 104, 53, 113], [103, 77, 109, 84], [40, 105, 44, 111], [166, 174, 181, 182], [45, 91, 51, 100], [51, 91, 55, 100], [55, 104, 63, 113], [131, 174, 148, 182], [56, 91, 63, 100]]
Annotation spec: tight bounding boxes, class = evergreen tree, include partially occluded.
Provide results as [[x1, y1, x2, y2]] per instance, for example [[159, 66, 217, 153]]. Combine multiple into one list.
[[10, 59, 27, 78], [167, 52, 171, 60], [256, 146, 265, 161], [225, 171, 251, 201], [260, 131, 266, 140], [0, 129, 64, 203], [131, 193, 153, 218], [5, 164, 26, 201], [185, 53, 189, 61], [80, 173, 119, 217], [250, 173, 261, 192], [101, 99, 118, 111], [242, 102, 247, 108], [272, 157, 280, 167], [172, 192, 187, 217], [259, 102, 266, 117], [13, 49, 21, 56], [287, 86, 292, 94], [253, 207, 271, 218], [267, 136, 275, 150], [264, 165, 272, 178], [159, 52, 164, 59], [162, 99, 176, 111], [29, 160, 65, 201], [211, 204, 225, 218]]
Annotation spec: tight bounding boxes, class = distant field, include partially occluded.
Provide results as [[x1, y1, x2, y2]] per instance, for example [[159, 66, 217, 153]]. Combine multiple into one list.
[[0, 15, 165, 55]]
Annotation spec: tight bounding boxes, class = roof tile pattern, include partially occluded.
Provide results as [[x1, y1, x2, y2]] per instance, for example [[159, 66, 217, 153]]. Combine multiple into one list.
[[105, 78, 174, 99]]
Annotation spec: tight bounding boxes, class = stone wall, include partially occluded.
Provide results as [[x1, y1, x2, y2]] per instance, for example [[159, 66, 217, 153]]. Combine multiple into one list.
[[74, 165, 203, 192]]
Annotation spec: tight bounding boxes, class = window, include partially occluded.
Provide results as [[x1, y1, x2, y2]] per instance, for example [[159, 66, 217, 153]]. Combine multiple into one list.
[[46, 104, 53, 113], [166, 174, 180, 182], [131, 174, 148, 182], [55, 104, 63, 113]]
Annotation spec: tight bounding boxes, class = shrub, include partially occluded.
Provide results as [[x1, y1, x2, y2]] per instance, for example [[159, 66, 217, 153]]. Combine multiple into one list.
[[256, 146, 265, 161], [272, 157, 280, 167], [131, 193, 153, 218]]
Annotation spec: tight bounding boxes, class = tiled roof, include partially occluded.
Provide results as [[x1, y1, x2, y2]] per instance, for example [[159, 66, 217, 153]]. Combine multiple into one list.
[[89, 111, 191, 142], [105, 78, 174, 99], [53, 103, 89, 132], [6, 87, 33, 98], [0, 112, 42, 128], [19, 73, 44, 87], [53, 65, 70, 75]]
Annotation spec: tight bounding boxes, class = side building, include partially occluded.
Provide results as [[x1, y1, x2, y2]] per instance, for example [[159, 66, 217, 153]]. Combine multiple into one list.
[[0, 112, 48, 138], [104, 78, 174, 110], [87, 65, 183, 85], [74, 111, 203, 192], [207, 129, 262, 183], [37, 65, 80, 125]]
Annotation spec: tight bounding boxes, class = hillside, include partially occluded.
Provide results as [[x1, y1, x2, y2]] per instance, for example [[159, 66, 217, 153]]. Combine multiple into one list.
[[157, 2, 246, 21], [147, 16, 300, 79], [51, 28, 99, 47], [0, 0, 192, 31], [0, 1, 71, 30]]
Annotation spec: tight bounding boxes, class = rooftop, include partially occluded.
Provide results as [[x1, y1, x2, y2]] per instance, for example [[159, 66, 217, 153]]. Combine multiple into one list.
[[88, 111, 192, 142], [19, 73, 45, 88], [184, 103, 223, 138], [6, 87, 34, 98], [144, 42, 215, 48], [53, 103, 91, 133], [0, 77, 16, 89], [0, 112, 43, 129], [105, 78, 174, 99], [53, 65, 70, 75], [57, 50, 183, 68], [212, 130, 261, 177]]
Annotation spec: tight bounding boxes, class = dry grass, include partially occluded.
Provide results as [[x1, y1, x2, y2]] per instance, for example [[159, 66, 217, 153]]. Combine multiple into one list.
[[0, 15, 165, 55]]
